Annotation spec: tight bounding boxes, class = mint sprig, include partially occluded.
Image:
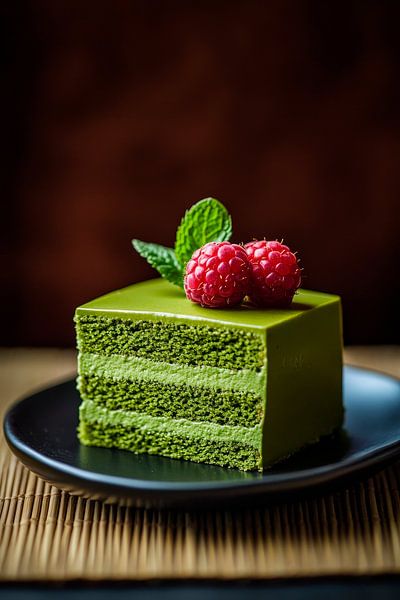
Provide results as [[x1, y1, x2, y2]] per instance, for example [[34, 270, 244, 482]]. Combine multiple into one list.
[[132, 197, 232, 289], [132, 240, 183, 288], [175, 198, 232, 267]]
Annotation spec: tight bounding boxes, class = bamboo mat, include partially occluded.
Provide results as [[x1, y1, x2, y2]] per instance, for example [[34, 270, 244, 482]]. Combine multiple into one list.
[[1, 347, 400, 581]]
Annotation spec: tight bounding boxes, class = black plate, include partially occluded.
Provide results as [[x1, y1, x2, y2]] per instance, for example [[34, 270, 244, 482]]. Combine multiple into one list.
[[4, 366, 400, 508]]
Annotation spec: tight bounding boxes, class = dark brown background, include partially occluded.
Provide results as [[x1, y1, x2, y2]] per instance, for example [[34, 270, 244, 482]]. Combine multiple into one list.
[[2, 0, 400, 346]]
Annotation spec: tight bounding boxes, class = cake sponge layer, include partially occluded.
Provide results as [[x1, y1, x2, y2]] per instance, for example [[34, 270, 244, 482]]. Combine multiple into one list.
[[76, 315, 264, 371], [78, 373, 264, 427], [79, 417, 261, 471], [79, 400, 263, 471]]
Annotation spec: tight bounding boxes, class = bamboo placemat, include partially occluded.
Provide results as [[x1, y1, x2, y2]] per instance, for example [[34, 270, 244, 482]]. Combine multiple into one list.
[[1, 347, 400, 581]]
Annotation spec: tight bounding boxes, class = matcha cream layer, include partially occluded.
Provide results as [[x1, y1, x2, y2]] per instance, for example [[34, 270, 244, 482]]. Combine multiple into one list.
[[75, 278, 343, 471]]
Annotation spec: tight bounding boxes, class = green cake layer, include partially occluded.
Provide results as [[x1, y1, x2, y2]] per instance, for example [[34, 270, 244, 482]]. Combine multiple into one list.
[[79, 400, 262, 471], [79, 374, 263, 427], [76, 315, 264, 371], [78, 352, 265, 428], [79, 418, 261, 471], [75, 278, 344, 471]]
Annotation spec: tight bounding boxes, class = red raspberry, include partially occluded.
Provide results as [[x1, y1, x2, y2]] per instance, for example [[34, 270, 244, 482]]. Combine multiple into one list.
[[184, 241, 251, 308], [245, 240, 301, 307]]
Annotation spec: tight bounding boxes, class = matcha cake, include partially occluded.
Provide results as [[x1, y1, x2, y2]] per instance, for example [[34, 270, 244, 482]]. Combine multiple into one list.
[[76, 278, 343, 471]]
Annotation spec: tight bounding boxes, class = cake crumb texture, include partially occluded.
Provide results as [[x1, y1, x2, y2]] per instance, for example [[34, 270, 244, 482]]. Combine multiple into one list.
[[76, 315, 264, 371], [79, 373, 264, 428], [78, 418, 263, 472]]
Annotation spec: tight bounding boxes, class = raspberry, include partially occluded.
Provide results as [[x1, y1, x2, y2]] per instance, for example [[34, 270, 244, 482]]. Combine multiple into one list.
[[184, 241, 251, 308], [245, 240, 301, 307]]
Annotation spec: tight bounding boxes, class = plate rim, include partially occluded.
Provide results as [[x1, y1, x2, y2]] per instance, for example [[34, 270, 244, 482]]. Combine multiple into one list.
[[3, 365, 400, 501]]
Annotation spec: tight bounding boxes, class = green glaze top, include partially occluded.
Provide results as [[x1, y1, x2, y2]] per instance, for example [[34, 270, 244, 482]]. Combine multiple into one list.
[[76, 278, 340, 332]]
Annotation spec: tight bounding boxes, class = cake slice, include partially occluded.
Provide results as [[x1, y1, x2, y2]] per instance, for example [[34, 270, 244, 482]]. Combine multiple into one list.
[[75, 278, 343, 471]]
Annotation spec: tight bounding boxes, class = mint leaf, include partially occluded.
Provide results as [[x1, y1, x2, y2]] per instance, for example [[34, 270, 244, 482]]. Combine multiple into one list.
[[132, 239, 183, 288], [174, 197, 232, 267], [132, 198, 232, 289]]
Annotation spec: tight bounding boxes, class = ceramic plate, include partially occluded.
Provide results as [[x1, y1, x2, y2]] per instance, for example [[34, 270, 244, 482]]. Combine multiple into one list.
[[4, 366, 400, 508]]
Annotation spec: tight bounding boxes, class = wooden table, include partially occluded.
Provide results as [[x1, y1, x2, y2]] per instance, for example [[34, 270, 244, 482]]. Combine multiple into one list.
[[0, 347, 399, 582]]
